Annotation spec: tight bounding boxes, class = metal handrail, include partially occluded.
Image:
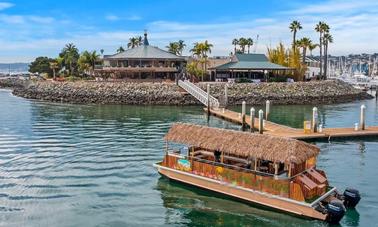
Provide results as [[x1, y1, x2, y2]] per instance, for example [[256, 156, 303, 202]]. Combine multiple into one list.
[[178, 80, 219, 108]]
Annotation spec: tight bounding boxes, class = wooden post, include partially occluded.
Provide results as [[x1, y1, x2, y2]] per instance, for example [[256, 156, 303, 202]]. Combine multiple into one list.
[[224, 84, 228, 107], [360, 104, 366, 130], [265, 100, 271, 120], [241, 101, 246, 130], [274, 163, 279, 175], [254, 159, 258, 171], [259, 110, 264, 134], [288, 163, 292, 178], [312, 107, 318, 133], [250, 107, 255, 133], [221, 152, 224, 163]]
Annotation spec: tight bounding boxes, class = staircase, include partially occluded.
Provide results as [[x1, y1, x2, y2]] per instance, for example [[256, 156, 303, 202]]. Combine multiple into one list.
[[178, 80, 220, 108]]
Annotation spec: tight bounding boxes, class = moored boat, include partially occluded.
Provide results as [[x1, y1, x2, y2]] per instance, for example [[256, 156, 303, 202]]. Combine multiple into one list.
[[154, 123, 361, 223]]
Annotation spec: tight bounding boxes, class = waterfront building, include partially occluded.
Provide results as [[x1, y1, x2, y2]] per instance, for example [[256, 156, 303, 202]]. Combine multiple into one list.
[[209, 53, 289, 82], [95, 32, 186, 81]]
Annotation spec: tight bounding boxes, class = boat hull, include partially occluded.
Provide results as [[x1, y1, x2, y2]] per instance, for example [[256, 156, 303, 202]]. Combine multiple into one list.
[[154, 163, 327, 221]]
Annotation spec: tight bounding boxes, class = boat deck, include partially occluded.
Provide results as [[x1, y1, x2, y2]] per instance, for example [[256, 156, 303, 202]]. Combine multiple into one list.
[[207, 108, 378, 140]]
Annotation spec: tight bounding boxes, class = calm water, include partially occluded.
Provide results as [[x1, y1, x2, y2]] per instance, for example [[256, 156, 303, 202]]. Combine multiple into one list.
[[0, 89, 377, 227]]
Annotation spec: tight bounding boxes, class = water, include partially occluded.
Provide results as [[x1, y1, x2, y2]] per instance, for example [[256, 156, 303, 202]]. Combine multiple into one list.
[[0, 89, 377, 227]]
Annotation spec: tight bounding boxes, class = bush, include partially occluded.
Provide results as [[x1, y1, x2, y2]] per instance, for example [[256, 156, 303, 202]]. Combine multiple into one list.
[[237, 78, 251, 83]]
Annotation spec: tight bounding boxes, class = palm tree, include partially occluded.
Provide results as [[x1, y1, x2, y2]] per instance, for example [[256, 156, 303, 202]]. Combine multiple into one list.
[[127, 37, 142, 49], [297, 37, 312, 64], [190, 41, 213, 81], [117, 46, 125, 53], [61, 43, 79, 76], [232, 38, 239, 54], [166, 42, 179, 55], [308, 43, 319, 56], [238, 37, 248, 53], [315, 22, 329, 78], [49, 61, 59, 79], [177, 40, 186, 56], [246, 38, 253, 54], [323, 33, 333, 79], [289, 20, 302, 48], [79, 50, 100, 76]]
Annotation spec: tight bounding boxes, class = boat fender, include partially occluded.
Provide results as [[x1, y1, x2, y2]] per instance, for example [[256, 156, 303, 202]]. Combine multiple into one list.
[[343, 188, 361, 208], [326, 200, 346, 224]]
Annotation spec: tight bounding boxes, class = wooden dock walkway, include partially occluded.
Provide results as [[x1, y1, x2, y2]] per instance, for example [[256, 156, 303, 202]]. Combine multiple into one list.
[[207, 108, 378, 140]]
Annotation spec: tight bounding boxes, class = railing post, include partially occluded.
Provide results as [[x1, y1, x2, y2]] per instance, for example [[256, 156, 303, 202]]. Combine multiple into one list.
[[312, 107, 318, 133], [360, 104, 366, 130], [259, 110, 264, 134], [265, 100, 271, 120], [241, 101, 246, 131], [250, 107, 255, 133]]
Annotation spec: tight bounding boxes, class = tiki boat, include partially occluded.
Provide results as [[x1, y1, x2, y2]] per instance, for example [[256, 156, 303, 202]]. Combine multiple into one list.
[[154, 123, 361, 223]]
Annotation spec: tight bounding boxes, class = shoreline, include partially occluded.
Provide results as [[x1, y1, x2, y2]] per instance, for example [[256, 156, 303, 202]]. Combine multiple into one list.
[[1, 78, 374, 105]]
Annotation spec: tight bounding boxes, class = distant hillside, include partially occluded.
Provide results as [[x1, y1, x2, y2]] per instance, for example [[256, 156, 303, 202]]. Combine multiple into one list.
[[0, 63, 29, 74]]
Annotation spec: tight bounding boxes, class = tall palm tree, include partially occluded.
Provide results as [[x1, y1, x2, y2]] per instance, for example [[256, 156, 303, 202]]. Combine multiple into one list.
[[117, 46, 125, 53], [79, 50, 100, 75], [297, 37, 312, 64], [323, 33, 333, 79], [232, 38, 239, 54], [166, 42, 179, 55], [315, 22, 330, 78], [246, 38, 253, 54], [289, 20, 302, 48], [190, 41, 213, 81]]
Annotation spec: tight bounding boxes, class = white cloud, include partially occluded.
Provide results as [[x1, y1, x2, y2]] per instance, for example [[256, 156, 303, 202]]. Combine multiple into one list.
[[0, 14, 24, 24], [0, 2, 13, 11], [105, 14, 141, 21]]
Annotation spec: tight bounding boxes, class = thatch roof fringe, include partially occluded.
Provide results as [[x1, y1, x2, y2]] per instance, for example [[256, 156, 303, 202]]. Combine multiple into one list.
[[164, 123, 320, 164]]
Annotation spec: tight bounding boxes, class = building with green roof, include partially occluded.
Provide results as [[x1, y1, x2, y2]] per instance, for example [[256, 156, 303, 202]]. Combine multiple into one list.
[[210, 53, 290, 82], [95, 32, 186, 81]]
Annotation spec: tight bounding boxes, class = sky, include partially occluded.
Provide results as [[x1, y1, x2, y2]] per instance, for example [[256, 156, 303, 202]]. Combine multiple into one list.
[[0, 0, 378, 63]]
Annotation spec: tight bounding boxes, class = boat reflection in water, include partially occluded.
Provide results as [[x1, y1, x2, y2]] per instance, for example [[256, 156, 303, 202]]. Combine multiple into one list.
[[154, 123, 361, 224]]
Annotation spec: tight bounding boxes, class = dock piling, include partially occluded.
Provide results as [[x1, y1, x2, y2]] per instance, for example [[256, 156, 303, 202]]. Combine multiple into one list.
[[250, 107, 255, 133], [266, 100, 271, 120], [312, 107, 318, 133], [360, 105, 366, 130], [259, 110, 264, 134], [241, 101, 246, 130]]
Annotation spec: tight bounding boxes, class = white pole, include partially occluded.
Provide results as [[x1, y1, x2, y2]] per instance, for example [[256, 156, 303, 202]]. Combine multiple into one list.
[[360, 105, 366, 130], [250, 107, 255, 133], [266, 100, 270, 120], [259, 110, 264, 134], [312, 107, 318, 133]]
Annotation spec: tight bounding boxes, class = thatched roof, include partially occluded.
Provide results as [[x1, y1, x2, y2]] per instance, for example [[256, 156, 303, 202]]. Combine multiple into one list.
[[164, 123, 320, 164]]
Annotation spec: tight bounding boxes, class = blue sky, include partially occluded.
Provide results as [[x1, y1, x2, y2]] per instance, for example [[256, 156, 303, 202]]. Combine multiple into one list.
[[0, 0, 377, 62]]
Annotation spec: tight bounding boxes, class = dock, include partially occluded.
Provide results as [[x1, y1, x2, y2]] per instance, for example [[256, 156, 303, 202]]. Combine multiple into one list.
[[177, 79, 378, 140], [207, 108, 378, 140]]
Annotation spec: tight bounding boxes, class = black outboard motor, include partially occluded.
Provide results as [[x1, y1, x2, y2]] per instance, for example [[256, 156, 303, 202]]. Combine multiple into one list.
[[343, 188, 361, 208], [327, 200, 346, 224]]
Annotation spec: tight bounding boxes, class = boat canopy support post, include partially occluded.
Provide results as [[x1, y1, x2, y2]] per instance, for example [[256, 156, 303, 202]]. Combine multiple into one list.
[[207, 84, 210, 117], [224, 84, 228, 107]]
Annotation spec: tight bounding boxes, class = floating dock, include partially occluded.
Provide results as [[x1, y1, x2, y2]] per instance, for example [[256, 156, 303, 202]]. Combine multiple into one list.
[[207, 108, 378, 140]]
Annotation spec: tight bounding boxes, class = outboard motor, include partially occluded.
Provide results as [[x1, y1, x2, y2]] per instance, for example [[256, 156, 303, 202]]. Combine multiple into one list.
[[326, 200, 346, 224], [343, 188, 361, 208]]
